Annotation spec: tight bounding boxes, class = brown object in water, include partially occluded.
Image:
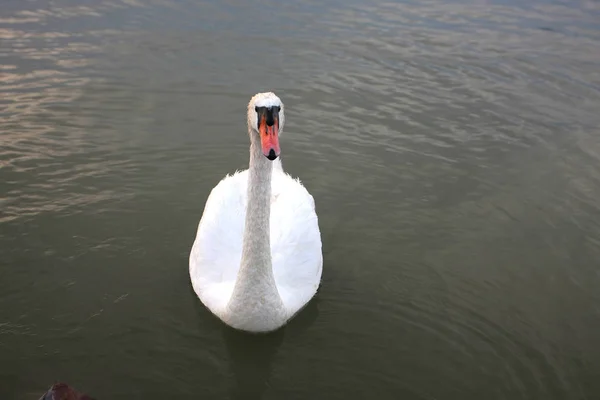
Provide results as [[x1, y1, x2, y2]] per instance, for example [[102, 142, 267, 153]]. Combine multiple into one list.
[[39, 382, 96, 400]]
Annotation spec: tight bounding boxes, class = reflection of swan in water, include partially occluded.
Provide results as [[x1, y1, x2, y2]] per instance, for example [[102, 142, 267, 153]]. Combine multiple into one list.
[[221, 294, 321, 400], [223, 326, 285, 400], [189, 92, 323, 333]]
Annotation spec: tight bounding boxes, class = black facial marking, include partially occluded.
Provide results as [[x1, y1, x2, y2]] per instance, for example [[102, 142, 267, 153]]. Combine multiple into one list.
[[265, 109, 275, 127], [255, 106, 279, 128]]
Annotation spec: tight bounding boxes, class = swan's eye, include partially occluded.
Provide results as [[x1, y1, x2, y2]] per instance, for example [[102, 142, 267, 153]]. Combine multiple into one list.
[[255, 106, 259, 113]]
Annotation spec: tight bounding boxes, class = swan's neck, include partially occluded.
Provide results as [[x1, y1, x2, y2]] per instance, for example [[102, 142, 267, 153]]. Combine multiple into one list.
[[226, 136, 286, 329]]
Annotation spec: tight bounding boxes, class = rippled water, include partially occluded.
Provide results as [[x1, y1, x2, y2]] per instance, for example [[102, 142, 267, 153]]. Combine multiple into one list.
[[2, 0, 600, 399]]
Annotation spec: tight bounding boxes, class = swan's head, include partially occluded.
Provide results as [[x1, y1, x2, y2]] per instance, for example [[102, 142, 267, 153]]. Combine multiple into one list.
[[247, 92, 285, 161]]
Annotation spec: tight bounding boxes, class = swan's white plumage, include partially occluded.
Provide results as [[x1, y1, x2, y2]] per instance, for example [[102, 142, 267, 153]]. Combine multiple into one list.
[[189, 166, 322, 325], [189, 93, 322, 332]]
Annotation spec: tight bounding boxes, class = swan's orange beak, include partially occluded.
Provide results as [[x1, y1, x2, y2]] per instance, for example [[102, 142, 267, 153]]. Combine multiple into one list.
[[258, 114, 280, 161]]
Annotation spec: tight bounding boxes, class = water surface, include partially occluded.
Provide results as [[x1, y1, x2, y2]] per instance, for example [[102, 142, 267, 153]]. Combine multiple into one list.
[[2, 0, 600, 399]]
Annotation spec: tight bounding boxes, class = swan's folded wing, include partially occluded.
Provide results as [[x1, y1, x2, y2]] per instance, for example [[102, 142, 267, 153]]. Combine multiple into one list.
[[189, 171, 248, 310], [270, 172, 323, 312]]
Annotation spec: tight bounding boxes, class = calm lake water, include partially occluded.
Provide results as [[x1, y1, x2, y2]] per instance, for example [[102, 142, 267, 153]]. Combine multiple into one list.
[[2, 0, 600, 399]]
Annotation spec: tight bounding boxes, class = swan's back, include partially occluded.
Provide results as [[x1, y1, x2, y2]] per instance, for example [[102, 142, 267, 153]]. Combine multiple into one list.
[[189, 166, 322, 317]]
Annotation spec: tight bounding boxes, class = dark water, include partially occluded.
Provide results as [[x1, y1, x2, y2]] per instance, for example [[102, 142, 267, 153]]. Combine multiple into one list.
[[2, 0, 600, 398]]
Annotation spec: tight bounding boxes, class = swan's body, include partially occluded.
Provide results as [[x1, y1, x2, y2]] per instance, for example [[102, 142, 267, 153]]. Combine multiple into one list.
[[189, 92, 322, 333]]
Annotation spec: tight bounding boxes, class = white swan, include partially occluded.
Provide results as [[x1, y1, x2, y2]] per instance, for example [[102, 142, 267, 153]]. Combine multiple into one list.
[[189, 92, 323, 333]]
